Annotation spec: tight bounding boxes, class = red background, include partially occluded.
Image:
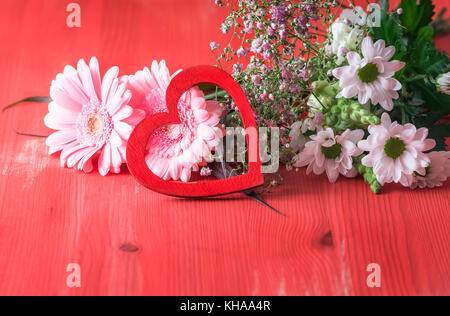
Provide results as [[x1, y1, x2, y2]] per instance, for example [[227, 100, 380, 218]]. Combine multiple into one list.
[[0, 0, 448, 296]]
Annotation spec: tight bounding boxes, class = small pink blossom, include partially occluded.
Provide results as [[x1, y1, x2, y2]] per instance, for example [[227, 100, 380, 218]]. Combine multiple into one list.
[[338, 46, 349, 57], [236, 47, 249, 57], [294, 128, 364, 183], [210, 42, 220, 51], [45, 57, 145, 176], [299, 69, 311, 81], [313, 112, 324, 125], [200, 167, 213, 177], [358, 113, 436, 187]]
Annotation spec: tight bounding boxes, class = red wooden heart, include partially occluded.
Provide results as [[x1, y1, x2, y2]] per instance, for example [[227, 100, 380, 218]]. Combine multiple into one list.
[[126, 65, 264, 197]]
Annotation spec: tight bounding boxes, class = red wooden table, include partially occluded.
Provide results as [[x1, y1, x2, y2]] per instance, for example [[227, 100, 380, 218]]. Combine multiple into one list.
[[0, 0, 448, 296]]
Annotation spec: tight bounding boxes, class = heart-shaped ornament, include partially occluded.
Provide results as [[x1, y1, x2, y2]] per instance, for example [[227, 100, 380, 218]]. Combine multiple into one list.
[[126, 65, 264, 197]]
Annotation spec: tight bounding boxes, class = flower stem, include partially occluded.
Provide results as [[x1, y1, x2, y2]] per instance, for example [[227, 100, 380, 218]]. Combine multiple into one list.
[[204, 90, 229, 101]]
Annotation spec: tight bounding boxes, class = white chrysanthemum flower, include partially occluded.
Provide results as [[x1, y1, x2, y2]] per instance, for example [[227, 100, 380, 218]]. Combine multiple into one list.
[[358, 113, 436, 187], [330, 20, 364, 65], [333, 37, 405, 111], [294, 128, 364, 183], [289, 118, 321, 153], [411, 151, 450, 189], [437, 72, 450, 95]]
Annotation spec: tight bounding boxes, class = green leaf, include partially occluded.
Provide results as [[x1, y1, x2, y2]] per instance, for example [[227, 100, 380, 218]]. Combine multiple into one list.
[[417, 0, 435, 30], [414, 112, 449, 151], [370, 0, 409, 63], [427, 122, 450, 151], [380, 0, 389, 13], [400, 0, 435, 34], [409, 39, 449, 75], [417, 25, 435, 40], [3, 96, 51, 112], [371, 2, 404, 48], [412, 80, 450, 113]]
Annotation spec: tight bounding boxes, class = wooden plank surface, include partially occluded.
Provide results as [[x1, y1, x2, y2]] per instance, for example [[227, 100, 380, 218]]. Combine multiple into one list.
[[0, 0, 448, 296]]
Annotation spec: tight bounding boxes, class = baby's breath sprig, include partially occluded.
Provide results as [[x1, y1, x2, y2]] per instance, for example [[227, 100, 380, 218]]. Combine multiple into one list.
[[211, 0, 338, 163]]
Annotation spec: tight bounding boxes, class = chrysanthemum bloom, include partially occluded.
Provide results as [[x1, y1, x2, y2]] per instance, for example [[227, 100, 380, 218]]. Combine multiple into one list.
[[358, 113, 436, 187], [294, 128, 364, 183], [329, 18, 364, 65], [333, 37, 405, 111], [45, 57, 145, 175], [437, 72, 450, 95], [328, 6, 366, 65], [125, 60, 223, 182], [410, 151, 450, 189], [289, 117, 322, 153]]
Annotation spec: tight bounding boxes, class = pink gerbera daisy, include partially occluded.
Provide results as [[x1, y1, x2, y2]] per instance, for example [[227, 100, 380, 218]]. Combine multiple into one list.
[[410, 151, 450, 189], [125, 60, 223, 182], [333, 37, 405, 111], [45, 57, 144, 175], [294, 128, 364, 183], [358, 113, 436, 186]]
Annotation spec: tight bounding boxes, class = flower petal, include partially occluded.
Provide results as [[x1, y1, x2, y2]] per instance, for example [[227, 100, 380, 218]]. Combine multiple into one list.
[[98, 143, 112, 176], [347, 52, 362, 66], [361, 37, 374, 59], [101, 66, 120, 104], [46, 129, 77, 147]]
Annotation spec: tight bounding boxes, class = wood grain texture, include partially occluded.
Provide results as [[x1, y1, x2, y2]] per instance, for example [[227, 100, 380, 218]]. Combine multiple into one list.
[[0, 0, 449, 296]]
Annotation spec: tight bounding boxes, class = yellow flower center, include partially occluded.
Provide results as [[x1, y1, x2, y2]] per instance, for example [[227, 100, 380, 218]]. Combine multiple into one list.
[[87, 114, 104, 135]]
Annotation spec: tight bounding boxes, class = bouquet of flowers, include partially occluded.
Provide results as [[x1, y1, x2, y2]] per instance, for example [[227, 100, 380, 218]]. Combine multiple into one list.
[[6, 0, 449, 196], [210, 0, 450, 193]]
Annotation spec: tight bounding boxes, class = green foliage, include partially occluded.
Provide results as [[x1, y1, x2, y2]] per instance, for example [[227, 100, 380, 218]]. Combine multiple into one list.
[[354, 155, 381, 194], [428, 122, 450, 151], [417, 25, 434, 41], [370, 0, 449, 151], [409, 39, 449, 76], [415, 112, 450, 151], [400, 0, 435, 34], [324, 99, 380, 132], [370, 0, 404, 52]]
